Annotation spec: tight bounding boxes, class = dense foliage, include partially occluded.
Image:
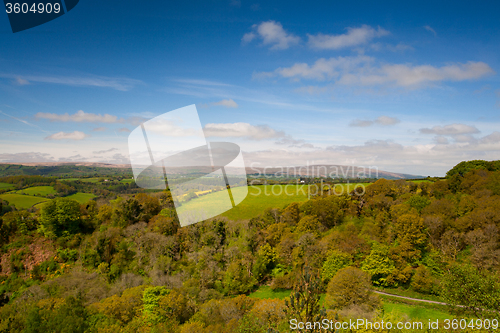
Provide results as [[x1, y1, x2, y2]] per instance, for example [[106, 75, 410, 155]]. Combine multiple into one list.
[[0, 161, 500, 332]]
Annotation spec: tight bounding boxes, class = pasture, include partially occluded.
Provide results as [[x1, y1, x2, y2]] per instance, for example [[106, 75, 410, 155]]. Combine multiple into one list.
[[0, 194, 50, 209], [66, 192, 96, 203], [176, 185, 311, 221], [15, 186, 56, 196], [0, 182, 14, 190]]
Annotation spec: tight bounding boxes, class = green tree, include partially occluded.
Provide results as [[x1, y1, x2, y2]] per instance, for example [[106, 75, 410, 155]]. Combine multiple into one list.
[[321, 250, 352, 282], [441, 264, 500, 318], [38, 198, 82, 238], [361, 243, 396, 286]]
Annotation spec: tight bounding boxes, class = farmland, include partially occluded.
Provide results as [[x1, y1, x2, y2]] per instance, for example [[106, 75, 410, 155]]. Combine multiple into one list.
[[176, 184, 312, 221], [66, 192, 96, 203], [0, 182, 14, 190], [15, 186, 56, 196], [0, 193, 50, 209]]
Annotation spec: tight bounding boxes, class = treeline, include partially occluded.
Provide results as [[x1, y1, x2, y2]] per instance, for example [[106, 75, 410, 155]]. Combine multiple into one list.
[[0, 164, 132, 178], [0, 162, 500, 332], [0, 175, 57, 186]]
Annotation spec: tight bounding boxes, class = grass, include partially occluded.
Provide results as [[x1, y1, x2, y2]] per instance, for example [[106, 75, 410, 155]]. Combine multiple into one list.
[[249, 286, 292, 300], [0, 182, 14, 189], [0, 194, 50, 209], [15, 186, 56, 196], [382, 299, 452, 321], [176, 185, 310, 221], [120, 179, 135, 183], [66, 192, 96, 203]]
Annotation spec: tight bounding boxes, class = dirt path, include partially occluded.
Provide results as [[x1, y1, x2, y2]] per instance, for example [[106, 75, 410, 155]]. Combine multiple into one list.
[[373, 290, 448, 306]]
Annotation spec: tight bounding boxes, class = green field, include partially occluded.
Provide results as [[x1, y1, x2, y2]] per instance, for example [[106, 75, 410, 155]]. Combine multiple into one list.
[[177, 185, 311, 221], [383, 300, 452, 321], [0, 182, 14, 190], [16, 186, 56, 196], [66, 192, 96, 203], [120, 179, 135, 183], [0, 194, 50, 209], [249, 286, 292, 300]]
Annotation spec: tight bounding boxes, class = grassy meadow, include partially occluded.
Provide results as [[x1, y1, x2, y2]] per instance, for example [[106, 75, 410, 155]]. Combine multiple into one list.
[[66, 192, 96, 203], [0, 193, 50, 209], [15, 186, 56, 196], [0, 182, 14, 190], [176, 185, 311, 221]]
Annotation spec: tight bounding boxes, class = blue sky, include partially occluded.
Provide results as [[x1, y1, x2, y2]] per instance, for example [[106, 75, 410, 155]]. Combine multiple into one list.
[[1, 0, 499, 176]]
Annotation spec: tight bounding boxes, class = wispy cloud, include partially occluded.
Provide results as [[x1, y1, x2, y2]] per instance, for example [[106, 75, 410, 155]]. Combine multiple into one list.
[[0, 73, 143, 91], [307, 25, 389, 50], [242, 20, 300, 50], [44, 131, 89, 141], [92, 127, 107, 132], [350, 116, 400, 127], [204, 122, 284, 140], [419, 123, 480, 135], [93, 148, 119, 154], [423, 25, 437, 37], [0, 110, 49, 133], [36, 110, 122, 123]]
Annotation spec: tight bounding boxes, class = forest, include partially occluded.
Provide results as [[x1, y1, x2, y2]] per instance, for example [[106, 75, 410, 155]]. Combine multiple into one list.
[[0, 160, 500, 332]]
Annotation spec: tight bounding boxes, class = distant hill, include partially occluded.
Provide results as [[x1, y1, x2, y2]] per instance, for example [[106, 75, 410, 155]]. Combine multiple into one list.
[[0, 163, 132, 178], [0, 162, 424, 180], [246, 164, 424, 180]]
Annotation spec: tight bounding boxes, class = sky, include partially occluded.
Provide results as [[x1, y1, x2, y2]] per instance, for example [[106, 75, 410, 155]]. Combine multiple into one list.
[[1, 0, 500, 176]]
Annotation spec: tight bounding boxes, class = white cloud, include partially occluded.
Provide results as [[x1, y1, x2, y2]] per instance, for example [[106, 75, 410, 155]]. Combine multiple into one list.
[[385, 43, 414, 52], [349, 116, 400, 127], [307, 25, 389, 50], [375, 116, 400, 125], [92, 127, 107, 132], [0, 152, 55, 163], [93, 148, 119, 154], [243, 21, 300, 50], [423, 25, 437, 36], [36, 110, 122, 123], [118, 128, 131, 133], [204, 122, 284, 140], [348, 61, 494, 87], [273, 56, 373, 81], [434, 136, 449, 144], [0, 74, 142, 91], [44, 131, 89, 141], [419, 124, 480, 135], [213, 99, 239, 108], [242, 32, 256, 43], [261, 56, 494, 89]]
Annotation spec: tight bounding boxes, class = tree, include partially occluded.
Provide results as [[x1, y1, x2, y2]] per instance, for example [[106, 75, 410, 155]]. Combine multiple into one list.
[[321, 250, 352, 282], [361, 243, 396, 286], [38, 198, 82, 238], [284, 267, 327, 330], [411, 266, 433, 294], [325, 267, 379, 311], [441, 263, 500, 318]]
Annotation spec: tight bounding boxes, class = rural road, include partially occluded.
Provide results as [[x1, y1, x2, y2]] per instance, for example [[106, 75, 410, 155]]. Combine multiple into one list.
[[373, 290, 448, 306]]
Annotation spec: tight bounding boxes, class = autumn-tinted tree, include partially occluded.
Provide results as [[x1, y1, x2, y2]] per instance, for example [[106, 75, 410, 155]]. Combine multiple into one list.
[[325, 267, 379, 311]]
